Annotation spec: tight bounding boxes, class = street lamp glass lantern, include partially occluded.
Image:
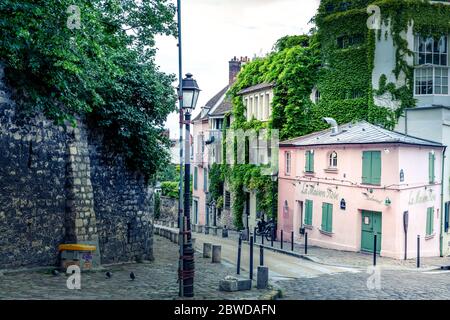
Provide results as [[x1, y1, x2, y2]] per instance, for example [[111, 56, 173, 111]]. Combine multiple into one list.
[[179, 73, 201, 113]]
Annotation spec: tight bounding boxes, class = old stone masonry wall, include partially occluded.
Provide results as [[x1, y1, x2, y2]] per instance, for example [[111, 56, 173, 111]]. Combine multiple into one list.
[[0, 65, 154, 269]]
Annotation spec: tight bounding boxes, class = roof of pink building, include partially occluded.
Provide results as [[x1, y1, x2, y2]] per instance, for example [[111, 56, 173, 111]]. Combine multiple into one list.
[[280, 121, 444, 148]]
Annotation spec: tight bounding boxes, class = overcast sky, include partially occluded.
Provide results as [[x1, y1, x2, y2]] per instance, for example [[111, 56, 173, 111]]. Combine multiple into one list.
[[155, 0, 320, 138]]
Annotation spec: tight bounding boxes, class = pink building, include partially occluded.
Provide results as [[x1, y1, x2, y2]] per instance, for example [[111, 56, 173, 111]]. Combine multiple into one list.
[[278, 121, 445, 259]]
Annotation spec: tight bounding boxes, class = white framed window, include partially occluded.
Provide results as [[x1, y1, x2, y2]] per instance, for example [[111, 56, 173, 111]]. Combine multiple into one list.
[[415, 35, 448, 66], [415, 67, 449, 95], [255, 95, 259, 120], [328, 151, 338, 168], [285, 151, 291, 176]]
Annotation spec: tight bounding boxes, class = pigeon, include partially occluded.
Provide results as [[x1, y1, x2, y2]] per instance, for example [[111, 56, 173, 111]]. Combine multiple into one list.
[[105, 271, 112, 279], [130, 272, 135, 281], [51, 269, 59, 276]]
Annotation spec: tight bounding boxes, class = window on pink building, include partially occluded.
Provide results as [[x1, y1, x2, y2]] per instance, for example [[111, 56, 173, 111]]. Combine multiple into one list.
[[285, 152, 291, 176], [328, 151, 338, 168]]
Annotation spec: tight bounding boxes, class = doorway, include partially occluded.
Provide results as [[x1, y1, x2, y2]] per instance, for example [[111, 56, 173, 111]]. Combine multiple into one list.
[[361, 210, 382, 253]]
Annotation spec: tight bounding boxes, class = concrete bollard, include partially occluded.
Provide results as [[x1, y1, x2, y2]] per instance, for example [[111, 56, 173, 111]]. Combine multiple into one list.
[[212, 245, 221, 263], [198, 225, 203, 233], [192, 224, 197, 233], [173, 232, 178, 244], [212, 227, 218, 236], [191, 238, 196, 249], [205, 226, 210, 235], [203, 243, 212, 258], [257, 266, 269, 290]]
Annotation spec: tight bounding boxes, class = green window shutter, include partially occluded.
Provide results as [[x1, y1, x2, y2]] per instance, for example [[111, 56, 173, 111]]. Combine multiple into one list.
[[321, 203, 333, 232], [203, 170, 208, 192], [327, 203, 333, 232], [305, 151, 310, 172], [429, 153, 435, 183], [371, 151, 381, 185], [362, 151, 371, 184], [321, 203, 327, 231], [426, 207, 434, 235], [194, 167, 198, 190], [305, 200, 313, 225], [305, 151, 314, 173]]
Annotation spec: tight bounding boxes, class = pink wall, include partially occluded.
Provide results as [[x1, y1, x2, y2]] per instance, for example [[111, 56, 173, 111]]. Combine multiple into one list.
[[278, 144, 443, 259]]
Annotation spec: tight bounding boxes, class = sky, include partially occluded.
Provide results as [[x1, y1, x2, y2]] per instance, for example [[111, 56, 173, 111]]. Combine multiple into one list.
[[155, 0, 321, 139]]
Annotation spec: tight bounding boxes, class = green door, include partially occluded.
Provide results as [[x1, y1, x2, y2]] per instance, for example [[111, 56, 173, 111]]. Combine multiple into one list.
[[361, 210, 382, 253]]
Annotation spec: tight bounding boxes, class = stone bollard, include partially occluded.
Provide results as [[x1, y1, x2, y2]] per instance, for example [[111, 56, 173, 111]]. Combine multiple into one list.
[[257, 266, 269, 290], [205, 226, 210, 235], [198, 225, 203, 233], [203, 243, 212, 258], [212, 227, 218, 236], [212, 245, 221, 263], [191, 238, 196, 249], [192, 224, 197, 233], [170, 221, 175, 228]]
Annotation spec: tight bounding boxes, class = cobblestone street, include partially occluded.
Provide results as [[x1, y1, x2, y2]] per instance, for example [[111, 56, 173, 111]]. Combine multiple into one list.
[[0, 236, 274, 300], [275, 268, 450, 300]]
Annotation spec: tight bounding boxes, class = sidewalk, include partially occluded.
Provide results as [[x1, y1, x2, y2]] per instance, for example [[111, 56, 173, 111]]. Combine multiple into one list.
[[176, 224, 450, 271], [250, 233, 450, 270]]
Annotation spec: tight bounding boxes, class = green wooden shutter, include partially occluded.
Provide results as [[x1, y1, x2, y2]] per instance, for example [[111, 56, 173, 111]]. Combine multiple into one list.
[[194, 167, 198, 190], [321, 203, 327, 231], [203, 169, 208, 192], [321, 203, 333, 232], [327, 204, 333, 232], [429, 153, 435, 183], [305, 200, 313, 225], [305, 151, 310, 172], [310, 151, 315, 173], [362, 151, 371, 184], [371, 151, 381, 185], [426, 207, 434, 235]]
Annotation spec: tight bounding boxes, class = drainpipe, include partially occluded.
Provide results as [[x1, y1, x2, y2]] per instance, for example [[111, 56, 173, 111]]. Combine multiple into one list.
[[323, 117, 339, 135], [440, 146, 447, 257]]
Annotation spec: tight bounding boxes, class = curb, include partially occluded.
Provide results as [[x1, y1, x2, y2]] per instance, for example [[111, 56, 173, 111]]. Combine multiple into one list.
[[261, 288, 283, 300]]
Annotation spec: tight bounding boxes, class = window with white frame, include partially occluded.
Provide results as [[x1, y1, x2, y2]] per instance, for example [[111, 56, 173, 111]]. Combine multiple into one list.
[[415, 36, 447, 66], [328, 151, 338, 168], [415, 67, 449, 95], [285, 151, 291, 176], [414, 35, 449, 96]]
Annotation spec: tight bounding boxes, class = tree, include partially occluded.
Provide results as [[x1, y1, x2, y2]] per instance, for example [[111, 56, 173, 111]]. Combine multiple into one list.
[[0, 0, 177, 179]]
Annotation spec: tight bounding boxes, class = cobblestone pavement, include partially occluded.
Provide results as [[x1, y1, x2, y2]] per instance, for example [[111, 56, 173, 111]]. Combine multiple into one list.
[[274, 268, 450, 300], [0, 236, 274, 300]]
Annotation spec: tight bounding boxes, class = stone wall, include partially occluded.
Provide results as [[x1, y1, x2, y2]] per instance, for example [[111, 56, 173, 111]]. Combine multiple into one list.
[[0, 65, 154, 269], [159, 196, 178, 223]]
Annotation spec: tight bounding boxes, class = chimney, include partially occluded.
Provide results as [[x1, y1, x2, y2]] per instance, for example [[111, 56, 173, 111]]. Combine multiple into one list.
[[229, 56, 242, 85]]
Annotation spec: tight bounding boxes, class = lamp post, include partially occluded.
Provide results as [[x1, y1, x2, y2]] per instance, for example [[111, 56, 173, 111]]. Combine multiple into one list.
[[177, 73, 201, 298]]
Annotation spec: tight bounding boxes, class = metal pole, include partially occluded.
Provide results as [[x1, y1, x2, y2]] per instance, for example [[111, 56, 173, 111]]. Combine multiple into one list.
[[237, 236, 242, 275], [373, 234, 377, 266], [259, 245, 264, 266], [177, 0, 184, 298], [291, 231, 294, 251], [249, 235, 254, 280], [182, 112, 194, 297], [417, 235, 420, 268], [305, 232, 308, 255], [281, 230, 283, 250], [261, 231, 264, 245], [254, 227, 257, 243]]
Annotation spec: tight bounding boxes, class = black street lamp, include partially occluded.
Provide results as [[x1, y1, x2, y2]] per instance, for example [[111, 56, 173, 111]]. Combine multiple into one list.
[[271, 172, 278, 240], [177, 73, 201, 298]]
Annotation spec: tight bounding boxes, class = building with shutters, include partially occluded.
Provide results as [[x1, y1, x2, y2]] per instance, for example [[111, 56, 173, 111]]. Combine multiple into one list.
[[277, 121, 445, 259]]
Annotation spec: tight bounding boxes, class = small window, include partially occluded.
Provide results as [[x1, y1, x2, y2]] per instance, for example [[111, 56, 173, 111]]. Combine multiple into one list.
[[329, 151, 338, 168], [285, 152, 291, 176]]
